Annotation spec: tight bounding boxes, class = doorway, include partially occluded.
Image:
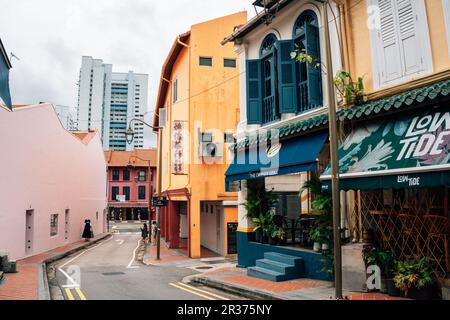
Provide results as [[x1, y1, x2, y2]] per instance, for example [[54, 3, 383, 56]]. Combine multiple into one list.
[[64, 209, 70, 242], [25, 210, 34, 256]]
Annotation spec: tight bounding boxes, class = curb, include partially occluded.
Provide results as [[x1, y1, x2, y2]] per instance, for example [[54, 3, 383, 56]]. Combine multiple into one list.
[[43, 233, 112, 300], [185, 275, 286, 300]]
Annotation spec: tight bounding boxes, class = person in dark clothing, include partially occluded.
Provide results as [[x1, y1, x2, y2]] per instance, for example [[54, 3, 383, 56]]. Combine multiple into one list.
[[82, 219, 92, 241], [141, 223, 149, 243]]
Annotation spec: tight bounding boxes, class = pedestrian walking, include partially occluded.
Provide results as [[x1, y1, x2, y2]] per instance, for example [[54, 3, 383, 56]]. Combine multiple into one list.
[[151, 221, 157, 245], [82, 219, 93, 241], [141, 223, 149, 243]]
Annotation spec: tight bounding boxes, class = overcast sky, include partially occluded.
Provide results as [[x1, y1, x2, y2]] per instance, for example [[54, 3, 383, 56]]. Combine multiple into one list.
[[1, 0, 256, 146]]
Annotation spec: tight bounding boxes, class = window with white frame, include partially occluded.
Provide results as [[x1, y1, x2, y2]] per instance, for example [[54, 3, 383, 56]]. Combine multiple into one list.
[[443, 0, 450, 55], [368, 0, 432, 88]]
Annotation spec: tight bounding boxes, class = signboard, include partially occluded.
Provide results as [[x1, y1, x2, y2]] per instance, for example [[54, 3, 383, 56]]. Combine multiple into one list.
[[172, 120, 186, 174], [116, 195, 126, 202], [153, 197, 169, 207], [323, 109, 450, 177]]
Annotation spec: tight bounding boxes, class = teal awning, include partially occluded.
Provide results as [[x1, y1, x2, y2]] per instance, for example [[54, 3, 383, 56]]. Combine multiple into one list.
[[321, 106, 450, 191], [0, 38, 12, 110], [226, 131, 328, 191]]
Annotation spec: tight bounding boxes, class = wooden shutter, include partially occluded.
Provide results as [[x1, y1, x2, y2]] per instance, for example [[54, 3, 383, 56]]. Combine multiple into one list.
[[305, 23, 322, 107], [377, 0, 403, 83], [375, 0, 427, 85], [396, 0, 424, 76], [277, 40, 298, 114], [246, 59, 262, 125]]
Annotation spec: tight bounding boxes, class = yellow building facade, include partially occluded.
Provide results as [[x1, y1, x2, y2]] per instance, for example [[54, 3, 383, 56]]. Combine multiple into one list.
[[153, 12, 247, 258]]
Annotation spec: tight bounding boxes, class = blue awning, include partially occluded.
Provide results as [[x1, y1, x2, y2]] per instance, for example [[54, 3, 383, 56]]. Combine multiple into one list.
[[225, 131, 328, 190]]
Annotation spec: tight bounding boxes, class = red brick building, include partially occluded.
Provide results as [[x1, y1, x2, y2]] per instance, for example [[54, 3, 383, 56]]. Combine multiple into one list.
[[104, 149, 157, 221]]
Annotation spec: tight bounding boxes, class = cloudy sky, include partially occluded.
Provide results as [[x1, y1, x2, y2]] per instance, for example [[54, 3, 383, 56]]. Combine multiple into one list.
[[1, 0, 256, 146]]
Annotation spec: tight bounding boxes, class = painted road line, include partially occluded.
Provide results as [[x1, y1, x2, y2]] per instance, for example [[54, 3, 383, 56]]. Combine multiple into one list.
[[75, 287, 87, 300], [58, 235, 114, 286], [59, 235, 114, 268], [176, 282, 230, 300], [65, 288, 75, 300], [126, 238, 142, 269], [169, 283, 215, 300]]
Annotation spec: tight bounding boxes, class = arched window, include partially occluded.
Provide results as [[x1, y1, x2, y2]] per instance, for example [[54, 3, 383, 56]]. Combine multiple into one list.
[[293, 10, 322, 111], [293, 10, 319, 38], [259, 34, 279, 123], [259, 34, 278, 57]]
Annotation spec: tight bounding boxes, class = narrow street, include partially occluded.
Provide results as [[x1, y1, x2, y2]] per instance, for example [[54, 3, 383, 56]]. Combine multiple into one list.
[[50, 224, 246, 300]]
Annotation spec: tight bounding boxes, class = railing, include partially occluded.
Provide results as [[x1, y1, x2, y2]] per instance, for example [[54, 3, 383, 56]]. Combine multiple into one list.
[[262, 95, 279, 124]]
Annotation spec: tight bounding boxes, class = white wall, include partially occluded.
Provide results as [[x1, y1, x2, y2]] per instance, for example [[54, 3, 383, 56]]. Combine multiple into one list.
[[200, 203, 225, 255], [0, 103, 107, 260]]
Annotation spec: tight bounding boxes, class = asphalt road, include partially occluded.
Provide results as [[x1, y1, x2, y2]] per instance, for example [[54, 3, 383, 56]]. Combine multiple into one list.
[[50, 225, 245, 300]]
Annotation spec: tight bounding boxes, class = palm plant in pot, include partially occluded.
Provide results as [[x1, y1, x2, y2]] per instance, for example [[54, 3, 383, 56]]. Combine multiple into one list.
[[393, 257, 437, 300], [252, 213, 270, 243]]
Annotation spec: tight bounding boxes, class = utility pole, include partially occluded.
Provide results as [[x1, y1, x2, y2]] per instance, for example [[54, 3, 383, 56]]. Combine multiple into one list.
[[156, 128, 163, 260], [322, 0, 343, 300]]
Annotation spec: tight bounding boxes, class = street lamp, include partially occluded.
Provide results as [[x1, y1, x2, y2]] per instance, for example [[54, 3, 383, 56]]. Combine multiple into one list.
[[126, 127, 135, 145], [126, 118, 163, 261]]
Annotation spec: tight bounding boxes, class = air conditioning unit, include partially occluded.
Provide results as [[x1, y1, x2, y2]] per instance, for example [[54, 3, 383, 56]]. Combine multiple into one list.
[[200, 142, 223, 158]]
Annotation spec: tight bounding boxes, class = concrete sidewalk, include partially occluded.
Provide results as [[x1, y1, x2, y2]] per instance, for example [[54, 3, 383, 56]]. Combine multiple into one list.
[[185, 266, 407, 300], [0, 233, 110, 300]]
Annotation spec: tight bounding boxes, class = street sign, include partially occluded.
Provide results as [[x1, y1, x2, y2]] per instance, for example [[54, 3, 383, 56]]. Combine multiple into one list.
[[153, 197, 168, 207]]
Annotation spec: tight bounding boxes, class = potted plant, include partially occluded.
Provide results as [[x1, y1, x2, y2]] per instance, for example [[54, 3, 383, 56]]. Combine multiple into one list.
[[393, 257, 437, 300], [310, 224, 324, 252], [363, 247, 397, 294], [252, 213, 270, 243], [334, 70, 367, 107], [268, 224, 280, 246]]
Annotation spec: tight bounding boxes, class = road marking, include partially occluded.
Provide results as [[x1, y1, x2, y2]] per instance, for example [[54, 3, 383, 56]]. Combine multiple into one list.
[[58, 235, 114, 287], [65, 288, 75, 300], [75, 287, 87, 300], [59, 235, 114, 268], [169, 283, 215, 300], [176, 282, 230, 300], [126, 238, 142, 269], [116, 239, 125, 245]]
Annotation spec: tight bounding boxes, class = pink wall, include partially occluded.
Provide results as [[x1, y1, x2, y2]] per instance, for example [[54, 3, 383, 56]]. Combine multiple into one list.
[[0, 104, 107, 260]]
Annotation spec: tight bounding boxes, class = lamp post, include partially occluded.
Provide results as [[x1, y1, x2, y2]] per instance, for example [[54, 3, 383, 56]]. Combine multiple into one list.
[[322, 0, 343, 299], [126, 118, 163, 260]]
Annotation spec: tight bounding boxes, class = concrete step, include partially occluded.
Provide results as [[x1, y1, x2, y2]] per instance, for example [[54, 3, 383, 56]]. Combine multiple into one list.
[[264, 252, 303, 266], [0, 271, 3, 282], [256, 259, 295, 274], [247, 266, 287, 282]]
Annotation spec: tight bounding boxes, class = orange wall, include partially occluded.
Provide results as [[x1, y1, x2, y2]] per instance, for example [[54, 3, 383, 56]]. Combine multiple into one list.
[[159, 11, 247, 258]]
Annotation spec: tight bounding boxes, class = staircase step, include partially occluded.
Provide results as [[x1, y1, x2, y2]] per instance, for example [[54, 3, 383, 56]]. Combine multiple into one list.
[[247, 266, 287, 282], [256, 259, 294, 274], [264, 252, 303, 266]]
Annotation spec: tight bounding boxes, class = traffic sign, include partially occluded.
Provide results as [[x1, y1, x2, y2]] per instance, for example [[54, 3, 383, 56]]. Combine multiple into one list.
[[153, 197, 168, 207]]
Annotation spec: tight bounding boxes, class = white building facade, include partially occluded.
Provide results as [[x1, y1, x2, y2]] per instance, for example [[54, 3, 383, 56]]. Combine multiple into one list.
[[55, 105, 77, 131], [76, 56, 149, 151]]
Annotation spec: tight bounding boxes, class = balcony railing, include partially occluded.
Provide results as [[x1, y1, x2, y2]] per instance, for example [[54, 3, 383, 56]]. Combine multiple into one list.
[[262, 95, 279, 124]]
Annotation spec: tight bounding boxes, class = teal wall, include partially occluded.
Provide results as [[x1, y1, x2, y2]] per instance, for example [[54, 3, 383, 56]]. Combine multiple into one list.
[[237, 231, 332, 281]]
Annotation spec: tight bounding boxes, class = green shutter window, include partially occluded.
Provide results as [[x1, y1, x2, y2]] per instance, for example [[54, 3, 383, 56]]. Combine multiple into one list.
[[305, 23, 322, 107], [246, 59, 262, 125], [277, 40, 298, 114]]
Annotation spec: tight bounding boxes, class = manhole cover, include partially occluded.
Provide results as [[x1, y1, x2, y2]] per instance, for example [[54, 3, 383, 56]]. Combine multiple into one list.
[[194, 266, 213, 270], [102, 272, 125, 276]]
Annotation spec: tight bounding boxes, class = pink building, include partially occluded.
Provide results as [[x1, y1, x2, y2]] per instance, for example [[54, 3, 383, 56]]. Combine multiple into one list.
[[0, 103, 107, 260], [104, 150, 157, 221]]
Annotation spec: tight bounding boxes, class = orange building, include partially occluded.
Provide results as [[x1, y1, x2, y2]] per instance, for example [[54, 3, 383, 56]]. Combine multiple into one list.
[[153, 12, 247, 258]]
